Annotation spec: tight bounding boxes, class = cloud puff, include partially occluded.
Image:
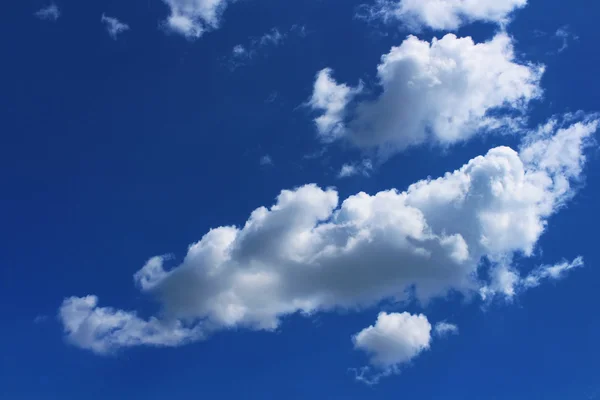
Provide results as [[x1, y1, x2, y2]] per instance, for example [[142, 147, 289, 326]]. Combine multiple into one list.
[[555, 26, 578, 53], [162, 0, 232, 39], [309, 68, 363, 141], [59, 116, 597, 354], [35, 4, 60, 21], [338, 160, 373, 178], [352, 312, 431, 370], [101, 14, 130, 39], [366, 0, 527, 31], [310, 33, 543, 158], [229, 28, 286, 68], [434, 322, 459, 337], [354, 312, 431, 368], [260, 155, 273, 166]]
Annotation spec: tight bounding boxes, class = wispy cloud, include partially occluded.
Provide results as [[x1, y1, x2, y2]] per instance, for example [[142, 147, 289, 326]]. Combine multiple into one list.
[[101, 14, 130, 40], [35, 4, 60, 21], [555, 26, 579, 53], [260, 155, 273, 166], [229, 26, 307, 69]]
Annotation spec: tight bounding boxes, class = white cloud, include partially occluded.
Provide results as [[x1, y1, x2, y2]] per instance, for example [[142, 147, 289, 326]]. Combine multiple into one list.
[[338, 159, 373, 178], [482, 256, 584, 300], [229, 27, 303, 69], [35, 4, 60, 21], [260, 155, 273, 166], [434, 322, 459, 336], [353, 312, 431, 368], [59, 116, 597, 353], [59, 295, 202, 354], [309, 68, 363, 141], [101, 14, 130, 39], [310, 33, 543, 158], [522, 257, 584, 289], [162, 0, 231, 38], [555, 26, 578, 53], [366, 0, 527, 31]]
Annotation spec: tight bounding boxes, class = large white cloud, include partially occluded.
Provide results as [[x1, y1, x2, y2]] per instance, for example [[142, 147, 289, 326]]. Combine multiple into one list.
[[162, 0, 232, 38], [310, 33, 544, 158], [59, 116, 597, 354], [367, 0, 527, 31]]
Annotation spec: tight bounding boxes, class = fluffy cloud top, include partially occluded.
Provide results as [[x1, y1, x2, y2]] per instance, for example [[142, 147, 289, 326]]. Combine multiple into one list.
[[162, 0, 232, 38], [310, 33, 543, 158], [368, 0, 527, 31], [59, 116, 597, 354], [353, 312, 431, 368]]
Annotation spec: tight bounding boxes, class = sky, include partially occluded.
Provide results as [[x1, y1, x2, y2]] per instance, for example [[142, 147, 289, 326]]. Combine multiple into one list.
[[1, 0, 600, 398]]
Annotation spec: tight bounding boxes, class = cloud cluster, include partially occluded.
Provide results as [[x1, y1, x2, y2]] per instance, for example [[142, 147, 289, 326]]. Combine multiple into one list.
[[310, 33, 544, 158], [366, 0, 527, 31], [59, 116, 597, 354], [162, 0, 232, 38]]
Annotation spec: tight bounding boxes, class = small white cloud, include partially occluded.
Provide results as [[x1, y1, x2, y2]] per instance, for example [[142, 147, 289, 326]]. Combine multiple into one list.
[[352, 312, 431, 383], [338, 159, 373, 178], [260, 155, 273, 166], [365, 0, 527, 31], [232, 44, 247, 57], [35, 4, 60, 21], [434, 322, 459, 337], [555, 26, 578, 53], [229, 27, 303, 69], [162, 0, 231, 39], [259, 28, 285, 46], [101, 14, 130, 39], [34, 315, 49, 324]]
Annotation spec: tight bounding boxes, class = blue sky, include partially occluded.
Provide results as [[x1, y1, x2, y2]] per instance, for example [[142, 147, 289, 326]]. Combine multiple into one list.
[[2, 0, 600, 398]]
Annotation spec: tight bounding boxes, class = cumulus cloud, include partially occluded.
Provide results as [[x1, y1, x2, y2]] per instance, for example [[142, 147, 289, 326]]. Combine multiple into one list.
[[310, 33, 544, 158], [58, 116, 597, 354], [162, 0, 232, 38], [434, 322, 459, 337], [365, 0, 527, 31], [101, 14, 130, 39], [35, 4, 60, 21], [353, 312, 431, 368]]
